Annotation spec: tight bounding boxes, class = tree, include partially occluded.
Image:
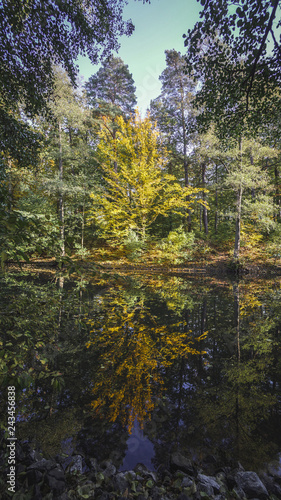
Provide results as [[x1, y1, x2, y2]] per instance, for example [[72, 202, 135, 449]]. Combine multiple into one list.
[[86, 285, 205, 432], [189, 128, 222, 235], [150, 50, 196, 227], [87, 112, 202, 242], [0, 0, 138, 116], [39, 68, 98, 258], [0, 0, 148, 165], [184, 0, 281, 137], [222, 138, 277, 259], [86, 55, 137, 118], [86, 55, 137, 173]]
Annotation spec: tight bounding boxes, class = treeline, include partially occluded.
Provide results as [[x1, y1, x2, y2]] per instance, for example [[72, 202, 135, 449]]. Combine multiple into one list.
[[1, 0, 281, 266]]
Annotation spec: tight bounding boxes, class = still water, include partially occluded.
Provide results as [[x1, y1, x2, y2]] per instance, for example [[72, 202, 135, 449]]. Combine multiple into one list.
[[1, 269, 281, 475]]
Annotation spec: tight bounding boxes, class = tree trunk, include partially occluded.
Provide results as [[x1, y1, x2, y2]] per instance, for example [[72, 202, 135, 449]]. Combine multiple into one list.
[[275, 165, 281, 222], [180, 81, 192, 231], [234, 139, 243, 260], [233, 282, 241, 460], [215, 164, 218, 234], [234, 185, 243, 260], [113, 125, 117, 173], [202, 163, 208, 235], [58, 122, 65, 257], [81, 202, 85, 250]]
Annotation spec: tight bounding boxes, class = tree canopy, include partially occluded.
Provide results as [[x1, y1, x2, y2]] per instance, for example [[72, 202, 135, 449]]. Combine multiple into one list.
[[0, 0, 138, 115], [0, 0, 148, 165], [86, 55, 137, 118], [87, 112, 202, 241], [184, 0, 281, 136]]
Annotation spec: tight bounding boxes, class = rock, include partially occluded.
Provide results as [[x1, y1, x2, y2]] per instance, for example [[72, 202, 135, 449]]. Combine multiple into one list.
[[68, 455, 83, 474], [176, 494, 193, 500], [170, 452, 194, 475], [235, 471, 269, 499], [33, 483, 43, 499], [57, 494, 70, 500], [27, 458, 56, 471], [46, 473, 66, 495], [112, 472, 128, 494], [267, 464, 281, 484], [181, 476, 193, 488], [48, 466, 65, 482], [260, 473, 281, 498], [15, 443, 26, 462], [101, 460, 116, 477], [198, 473, 221, 496], [26, 468, 43, 485], [232, 485, 247, 499]]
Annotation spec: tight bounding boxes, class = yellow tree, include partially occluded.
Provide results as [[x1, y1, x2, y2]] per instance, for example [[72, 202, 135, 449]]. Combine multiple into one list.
[[88, 112, 202, 241]]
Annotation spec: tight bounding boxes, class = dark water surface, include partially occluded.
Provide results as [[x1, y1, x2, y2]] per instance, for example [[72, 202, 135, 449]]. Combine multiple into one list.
[[1, 268, 281, 475]]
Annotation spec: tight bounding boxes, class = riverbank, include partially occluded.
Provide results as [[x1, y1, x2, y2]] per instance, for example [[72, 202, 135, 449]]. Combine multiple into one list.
[[1, 437, 281, 499], [3, 244, 281, 277]]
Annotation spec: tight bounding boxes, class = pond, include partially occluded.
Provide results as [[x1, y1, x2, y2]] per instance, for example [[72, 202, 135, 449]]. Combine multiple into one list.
[[1, 267, 281, 492]]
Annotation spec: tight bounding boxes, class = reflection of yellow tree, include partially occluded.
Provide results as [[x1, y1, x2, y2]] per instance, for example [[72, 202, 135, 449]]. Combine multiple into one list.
[[86, 297, 206, 432]]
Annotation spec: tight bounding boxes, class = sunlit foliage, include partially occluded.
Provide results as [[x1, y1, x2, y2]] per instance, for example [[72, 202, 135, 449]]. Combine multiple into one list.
[[87, 112, 203, 242]]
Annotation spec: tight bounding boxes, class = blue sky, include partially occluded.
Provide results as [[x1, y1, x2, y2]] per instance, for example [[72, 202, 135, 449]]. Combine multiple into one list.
[[77, 0, 201, 113]]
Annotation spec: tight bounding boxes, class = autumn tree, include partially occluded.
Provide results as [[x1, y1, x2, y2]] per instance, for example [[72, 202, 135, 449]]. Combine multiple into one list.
[[87, 112, 202, 242], [86, 56, 137, 174], [86, 287, 205, 432]]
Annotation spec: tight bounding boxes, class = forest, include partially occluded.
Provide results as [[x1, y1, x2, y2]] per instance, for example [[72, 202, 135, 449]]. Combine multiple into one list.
[[2, 2, 281, 499], [1, 0, 281, 272]]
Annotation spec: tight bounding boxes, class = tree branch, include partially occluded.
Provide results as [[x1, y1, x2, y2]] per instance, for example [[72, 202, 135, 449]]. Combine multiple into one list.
[[243, 0, 280, 111]]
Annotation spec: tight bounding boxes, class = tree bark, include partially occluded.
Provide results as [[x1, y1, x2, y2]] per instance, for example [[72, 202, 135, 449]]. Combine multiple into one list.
[[58, 122, 65, 257], [215, 164, 218, 234], [234, 139, 243, 260], [202, 163, 208, 235], [179, 76, 192, 231], [275, 165, 281, 222], [234, 185, 243, 260]]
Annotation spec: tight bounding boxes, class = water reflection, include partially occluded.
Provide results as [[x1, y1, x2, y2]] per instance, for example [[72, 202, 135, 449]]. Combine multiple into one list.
[[0, 270, 281, 474], [86, 287, 205, 433], [120, 419, 155, 471]]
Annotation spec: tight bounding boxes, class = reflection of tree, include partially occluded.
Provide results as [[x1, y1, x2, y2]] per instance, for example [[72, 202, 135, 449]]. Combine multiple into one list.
[[0, 272, 96, 451], [146, 281, 281, 472], [86, 292, 205, 432], [186, 282, 279, 469], [1, 270, 281, 474]]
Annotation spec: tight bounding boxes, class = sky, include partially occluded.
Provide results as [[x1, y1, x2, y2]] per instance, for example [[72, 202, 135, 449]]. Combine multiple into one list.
[[77, 0, 201, 114]]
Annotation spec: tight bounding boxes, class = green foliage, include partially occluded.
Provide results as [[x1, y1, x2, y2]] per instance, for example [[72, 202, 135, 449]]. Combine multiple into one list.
[[157, 226, 195, 264], [122, 229, 147, 261], [0, 0, 144, 175], [86, 55, 137, 118], [184, 0, 281, 137]]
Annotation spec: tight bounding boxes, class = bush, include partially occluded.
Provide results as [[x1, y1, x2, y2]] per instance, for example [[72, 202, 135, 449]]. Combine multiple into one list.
[[123, 229, 147, 261], [157, 226, 195, 264]]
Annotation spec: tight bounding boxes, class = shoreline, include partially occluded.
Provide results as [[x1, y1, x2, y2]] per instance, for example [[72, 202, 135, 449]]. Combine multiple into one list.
[[1, 437, 281, 499]]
